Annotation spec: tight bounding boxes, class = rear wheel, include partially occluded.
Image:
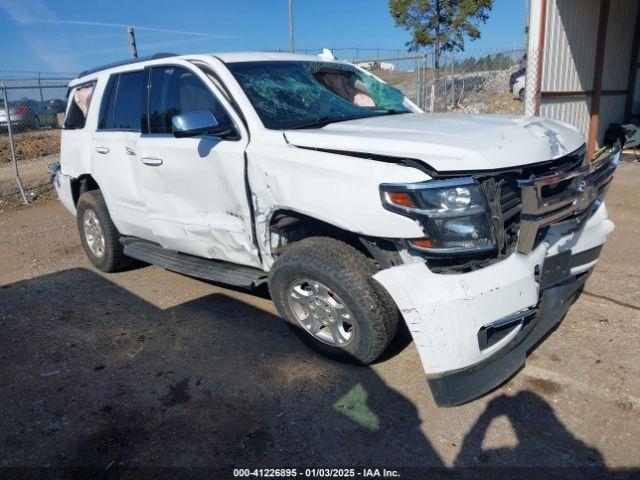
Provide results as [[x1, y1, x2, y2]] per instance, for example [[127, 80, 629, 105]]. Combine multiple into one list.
[[269, 237, 399, 364], [31, 116, 41, 130], [76, 190, 131, 272]]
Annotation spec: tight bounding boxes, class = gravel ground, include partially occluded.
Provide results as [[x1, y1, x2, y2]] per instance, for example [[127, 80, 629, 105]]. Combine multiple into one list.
[[0, 164, 638, 477]]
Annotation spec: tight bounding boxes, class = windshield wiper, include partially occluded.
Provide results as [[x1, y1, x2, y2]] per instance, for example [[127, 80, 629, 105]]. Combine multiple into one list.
[[289, 113, 377, 130], [289, 116, 334, 130], [374, 108, 410, 115]]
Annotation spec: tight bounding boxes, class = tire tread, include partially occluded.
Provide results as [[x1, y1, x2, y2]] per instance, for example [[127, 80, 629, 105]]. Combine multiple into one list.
[[76, 190, 131, 272], [269, 237, 398, 364]]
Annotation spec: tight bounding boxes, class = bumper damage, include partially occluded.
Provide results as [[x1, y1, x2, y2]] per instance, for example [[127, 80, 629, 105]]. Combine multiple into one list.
[[374, 203, 614, 406], [50, 164, 76, 215]]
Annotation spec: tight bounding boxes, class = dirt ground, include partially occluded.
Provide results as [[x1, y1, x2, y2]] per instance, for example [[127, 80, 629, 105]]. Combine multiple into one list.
[[0, 164, 639, 477], [0, 129, 60, 163]]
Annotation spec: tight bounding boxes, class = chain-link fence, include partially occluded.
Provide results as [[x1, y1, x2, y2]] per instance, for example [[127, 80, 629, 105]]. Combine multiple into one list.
[[0, 73, 73, 206], [340, 47, 526, 115]]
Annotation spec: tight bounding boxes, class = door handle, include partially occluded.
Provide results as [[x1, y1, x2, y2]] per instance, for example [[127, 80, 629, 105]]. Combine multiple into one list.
[[95, 146, 110, 154], [141, 156, 163, 167], [125, 146, 136, 156]]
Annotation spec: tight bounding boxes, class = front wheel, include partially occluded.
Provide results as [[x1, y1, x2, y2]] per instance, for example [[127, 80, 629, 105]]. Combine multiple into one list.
[[269, 237, 399, 364]]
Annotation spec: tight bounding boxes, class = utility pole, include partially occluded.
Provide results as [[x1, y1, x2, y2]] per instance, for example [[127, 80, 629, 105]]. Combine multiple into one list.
[[128, 26, 138, 58], [289, 0, 295, 53]]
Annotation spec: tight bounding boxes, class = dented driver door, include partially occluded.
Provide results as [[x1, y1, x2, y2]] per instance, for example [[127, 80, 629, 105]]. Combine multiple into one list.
[[132, 62, 261, 268]]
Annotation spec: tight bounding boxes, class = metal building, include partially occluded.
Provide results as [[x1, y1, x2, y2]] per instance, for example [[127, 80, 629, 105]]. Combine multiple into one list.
[[525, 0, 640, 156]]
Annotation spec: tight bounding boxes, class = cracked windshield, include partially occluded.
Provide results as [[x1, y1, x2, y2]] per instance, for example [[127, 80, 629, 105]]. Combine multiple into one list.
[[228, 61, 412, 129]]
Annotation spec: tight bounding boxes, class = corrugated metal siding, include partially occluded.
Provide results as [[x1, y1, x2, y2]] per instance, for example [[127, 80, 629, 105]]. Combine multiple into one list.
[[602, 0, 638, 90], [540, 98, 591, 141], [541, 0, 600, 92], [598, 95, 627, 144]]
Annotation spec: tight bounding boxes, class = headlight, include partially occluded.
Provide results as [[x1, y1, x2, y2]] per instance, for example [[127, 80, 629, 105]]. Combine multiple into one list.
[[380, 177, 496, 255]]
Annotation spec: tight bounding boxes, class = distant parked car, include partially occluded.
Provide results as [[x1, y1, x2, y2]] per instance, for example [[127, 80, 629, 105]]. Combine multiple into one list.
[[44, 99, 67, 114], [0, 100, 64, 131], [511, 72, 527, 102], [509, 67, 525, 91]]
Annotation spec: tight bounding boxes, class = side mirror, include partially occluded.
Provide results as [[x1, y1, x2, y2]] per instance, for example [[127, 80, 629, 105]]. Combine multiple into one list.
[[172, 109, 232, 138]]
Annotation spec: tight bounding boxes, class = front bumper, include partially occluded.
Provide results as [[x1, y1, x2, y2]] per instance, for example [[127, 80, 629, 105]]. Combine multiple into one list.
[[427, 271, 589, 406], [374, 203, 614, 406]]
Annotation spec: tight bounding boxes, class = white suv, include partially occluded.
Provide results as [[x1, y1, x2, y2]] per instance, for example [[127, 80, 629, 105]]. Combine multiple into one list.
[[53, 52, 618, 406]]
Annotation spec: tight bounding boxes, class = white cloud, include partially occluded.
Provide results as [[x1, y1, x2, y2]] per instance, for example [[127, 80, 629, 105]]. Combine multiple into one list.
[[0, 0, 78, 71], [0, 0, 238, 72]]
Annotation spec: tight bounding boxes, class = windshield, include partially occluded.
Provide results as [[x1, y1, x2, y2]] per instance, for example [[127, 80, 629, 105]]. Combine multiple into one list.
[[227, 61, 413, 130]]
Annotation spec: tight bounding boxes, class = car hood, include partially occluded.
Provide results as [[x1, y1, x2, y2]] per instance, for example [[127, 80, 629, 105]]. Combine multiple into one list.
[[283, 112, 585, 172]]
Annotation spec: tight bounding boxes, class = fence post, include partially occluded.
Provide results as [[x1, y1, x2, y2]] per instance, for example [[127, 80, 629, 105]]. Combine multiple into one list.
[[38, 73, 44, 104], [2, 83, 29, 205], [415, 61, 421, 109], [429, 52, 435, 113], [450, 53, 455, 108]]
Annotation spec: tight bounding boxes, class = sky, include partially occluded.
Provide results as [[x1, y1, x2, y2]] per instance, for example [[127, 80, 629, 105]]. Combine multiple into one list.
[[0, 0, 527, 74]]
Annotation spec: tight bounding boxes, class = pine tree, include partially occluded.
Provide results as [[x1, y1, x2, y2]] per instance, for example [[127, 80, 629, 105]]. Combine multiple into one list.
[[389, 0, 493, 70]]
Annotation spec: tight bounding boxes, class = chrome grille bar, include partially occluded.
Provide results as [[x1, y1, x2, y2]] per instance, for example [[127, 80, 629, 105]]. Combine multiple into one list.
[[516, 145, 619, 254]]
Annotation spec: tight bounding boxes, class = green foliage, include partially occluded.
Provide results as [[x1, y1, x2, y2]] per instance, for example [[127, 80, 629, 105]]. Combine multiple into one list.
[[389, 0, 493, 63], [457, 51, 514, 71]]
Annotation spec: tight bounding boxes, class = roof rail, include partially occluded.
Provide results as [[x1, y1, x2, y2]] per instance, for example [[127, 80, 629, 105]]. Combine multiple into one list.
[[78, 53, 178, 78]]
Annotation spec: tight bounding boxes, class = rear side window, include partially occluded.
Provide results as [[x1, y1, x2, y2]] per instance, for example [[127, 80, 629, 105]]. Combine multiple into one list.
[[148, 66, 233, 134], [98, 70, 148, 131], [64, 82, 95, 129], [98, 76, 117, 129]]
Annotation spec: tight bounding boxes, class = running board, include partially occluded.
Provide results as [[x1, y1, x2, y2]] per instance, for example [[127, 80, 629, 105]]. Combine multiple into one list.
[[120, 237, 267, 288]]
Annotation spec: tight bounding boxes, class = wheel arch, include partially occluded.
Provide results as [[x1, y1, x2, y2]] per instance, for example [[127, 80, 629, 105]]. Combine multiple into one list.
[[71, 174, 101, 206], [267, 208, 401, 269]]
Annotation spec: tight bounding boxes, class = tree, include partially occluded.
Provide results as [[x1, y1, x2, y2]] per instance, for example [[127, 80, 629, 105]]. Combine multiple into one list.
[[389, 0, 493, 70]]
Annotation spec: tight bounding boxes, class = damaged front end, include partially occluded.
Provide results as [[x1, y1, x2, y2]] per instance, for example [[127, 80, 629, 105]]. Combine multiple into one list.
[[374, 144, 619, 406]]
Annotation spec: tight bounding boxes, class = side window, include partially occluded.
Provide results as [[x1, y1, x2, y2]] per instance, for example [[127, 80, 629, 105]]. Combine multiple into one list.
[[112, 70, 148, 131], [98, 75, 117, 130], [64, 82, 95, 129], [149, 66, 233, 135], [98, 71, 147, 131]]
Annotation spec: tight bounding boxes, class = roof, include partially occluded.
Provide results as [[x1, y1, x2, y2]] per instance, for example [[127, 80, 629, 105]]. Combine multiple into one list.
[[72, 51, 338, 84], [77, 53, 178, 78], [211, 51, 329, 63]]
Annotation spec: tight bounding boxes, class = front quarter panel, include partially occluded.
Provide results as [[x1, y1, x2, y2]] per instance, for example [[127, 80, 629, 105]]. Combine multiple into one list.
[[246, 132, 430, 267]]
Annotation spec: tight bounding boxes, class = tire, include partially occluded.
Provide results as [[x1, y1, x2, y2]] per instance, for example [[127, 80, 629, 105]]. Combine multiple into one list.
[[31, 116, 41, 130], [76, 190, 131, 272], [518, 88, 525, 102], [269, 237, 399, 364]]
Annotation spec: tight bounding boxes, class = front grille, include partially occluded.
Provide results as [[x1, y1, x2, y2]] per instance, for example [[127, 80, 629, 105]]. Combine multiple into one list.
[[515, 145, 618, 253], [424, 145, 617, 272]]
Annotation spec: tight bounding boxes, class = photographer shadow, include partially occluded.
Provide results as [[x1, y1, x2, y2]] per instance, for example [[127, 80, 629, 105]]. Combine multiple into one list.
[[454, 391, 604, 468]]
